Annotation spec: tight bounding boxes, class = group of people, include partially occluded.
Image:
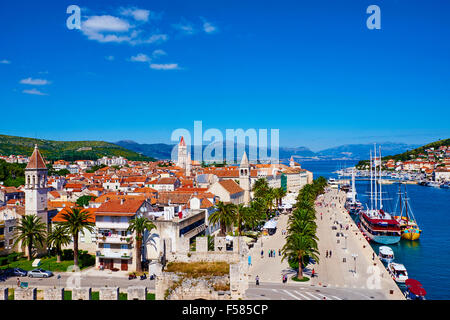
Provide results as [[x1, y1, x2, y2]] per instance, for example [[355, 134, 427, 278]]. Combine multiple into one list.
[[325, 250, 333, 258], [261, 249, 281, 258]]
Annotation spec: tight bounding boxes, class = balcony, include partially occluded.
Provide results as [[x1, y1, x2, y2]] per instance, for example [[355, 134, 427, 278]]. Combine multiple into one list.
[[97, 235, 133, 244], [96, 250, 133, 259]]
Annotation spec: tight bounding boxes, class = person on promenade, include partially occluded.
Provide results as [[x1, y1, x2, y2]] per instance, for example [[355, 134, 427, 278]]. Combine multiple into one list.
[[248, 255, 252, 266], [326, 250, 328, 258], [256, 275, 260, 285], [17, 277, 21, 287], [261, 249, 264, 259], [372, 252, 375, 261], [329, 250, 332, 258], [312, 269, 315, 278], [279, 249, 281, 256]]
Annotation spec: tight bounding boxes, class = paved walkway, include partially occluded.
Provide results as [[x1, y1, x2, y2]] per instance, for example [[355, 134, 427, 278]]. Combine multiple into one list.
[[247, 213, 292, 284], [245, 188, 405, 300], [314, 188, 404, 299]]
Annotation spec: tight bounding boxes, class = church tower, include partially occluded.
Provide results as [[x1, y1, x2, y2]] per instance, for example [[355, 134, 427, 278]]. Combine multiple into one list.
[[289, 156, 295, 168], [25, 145, 48, 224], [176, 136, 191, 177], [239, 151, 251, 205]]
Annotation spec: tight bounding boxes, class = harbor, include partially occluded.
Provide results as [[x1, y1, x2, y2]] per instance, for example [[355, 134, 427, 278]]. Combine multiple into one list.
[[298, 159, 450, 300]]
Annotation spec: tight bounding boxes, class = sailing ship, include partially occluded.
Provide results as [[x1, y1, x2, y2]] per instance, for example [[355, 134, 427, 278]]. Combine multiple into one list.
[[359, 144, 402, 245], [345, 168, 363, 215], [393, 182, 422, 241]]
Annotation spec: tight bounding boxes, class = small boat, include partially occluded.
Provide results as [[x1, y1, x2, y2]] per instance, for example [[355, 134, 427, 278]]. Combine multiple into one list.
[[427, 181, 441, 188], [378, 246, 394, 263], [388, 262, 408, 283], [441, 183, 449, 189], [404, 279, 426, 300], [393, 182, 422, 241]]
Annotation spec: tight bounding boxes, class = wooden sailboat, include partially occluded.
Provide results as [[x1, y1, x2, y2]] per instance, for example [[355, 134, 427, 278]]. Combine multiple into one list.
[[394, 182, 422, 240]]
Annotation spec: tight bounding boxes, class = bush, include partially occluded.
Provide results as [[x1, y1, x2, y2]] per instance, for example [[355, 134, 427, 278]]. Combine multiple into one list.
[[0, 257, 8, 266]]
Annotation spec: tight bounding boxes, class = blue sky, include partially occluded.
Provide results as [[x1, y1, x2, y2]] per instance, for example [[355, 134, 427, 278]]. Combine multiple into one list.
[[0, 0, 449, 151]]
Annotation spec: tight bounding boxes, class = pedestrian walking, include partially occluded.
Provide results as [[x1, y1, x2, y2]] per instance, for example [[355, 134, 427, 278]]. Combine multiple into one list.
[[372, 252, 375, 261], [261, 249, 264, 259], [329, 250, 332, 258], [312, 269, 315, 278], [256, 275, 260, 286], [326, 250, 328, 258], [17, 278, 21, 287], [278, 249, 281, 256], [248, 255, 252, 266]]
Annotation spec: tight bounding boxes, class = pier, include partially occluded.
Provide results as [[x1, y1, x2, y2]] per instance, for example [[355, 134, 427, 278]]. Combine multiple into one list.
[[314, 188, 405, 299]]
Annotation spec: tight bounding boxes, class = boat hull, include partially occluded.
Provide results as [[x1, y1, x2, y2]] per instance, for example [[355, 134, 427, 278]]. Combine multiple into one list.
[[371, 235, 402, 245], [401, 229, 421, 241]]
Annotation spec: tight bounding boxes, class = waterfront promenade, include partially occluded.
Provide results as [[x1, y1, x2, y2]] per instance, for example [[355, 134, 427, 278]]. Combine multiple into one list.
[[246, 188, 405, 300]]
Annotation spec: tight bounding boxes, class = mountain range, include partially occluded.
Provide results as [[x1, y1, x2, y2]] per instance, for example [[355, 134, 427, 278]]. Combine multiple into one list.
[[115, 140, 421, 161]]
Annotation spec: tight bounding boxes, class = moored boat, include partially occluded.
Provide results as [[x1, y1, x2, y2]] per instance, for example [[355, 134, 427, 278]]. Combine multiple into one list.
[[388, 262, 409, 283], [378, 246, 394, 263], [393, 182, 422, 241], [404, 279, 426, 300], [359, 145, 401, 245]]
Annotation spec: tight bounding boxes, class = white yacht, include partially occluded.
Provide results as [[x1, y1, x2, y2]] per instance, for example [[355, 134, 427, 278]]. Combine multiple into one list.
[[388, 262, 409, 283], [378, 246, 394, 263]]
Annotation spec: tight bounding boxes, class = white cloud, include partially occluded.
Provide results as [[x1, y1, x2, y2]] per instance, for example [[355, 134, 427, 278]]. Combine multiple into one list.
[[0, 59, 11, 64], [203, 21, 217, 33], [120, 7, 150, 22], [130, 53, 151, 62], [105, 55, 115, 61], [83, 15, 131, 32], [150, 63, 179, 70], [152, 49, 167, 58], [22, 88, 48, 96], [172, 19, 195, 34], [20, 78, 50, 85]]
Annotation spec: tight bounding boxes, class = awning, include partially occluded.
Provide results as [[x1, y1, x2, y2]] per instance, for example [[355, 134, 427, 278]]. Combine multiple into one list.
[[263, 219, 278, 229]]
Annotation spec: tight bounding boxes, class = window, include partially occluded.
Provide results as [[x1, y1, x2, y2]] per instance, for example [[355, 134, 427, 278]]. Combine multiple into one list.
[[8, 227, 14, 232], [121, 244, 128, 250]]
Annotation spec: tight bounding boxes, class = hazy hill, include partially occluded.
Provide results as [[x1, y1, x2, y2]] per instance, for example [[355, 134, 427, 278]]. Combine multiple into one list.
[[0, 134, 154, 162], [317, 142, 421, 160], [116, 140, 419, 161], [382, 138, 450, 161]]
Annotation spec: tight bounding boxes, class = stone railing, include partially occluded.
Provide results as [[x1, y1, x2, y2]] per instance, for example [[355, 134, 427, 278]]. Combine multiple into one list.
[[0, 286, 149, 300]]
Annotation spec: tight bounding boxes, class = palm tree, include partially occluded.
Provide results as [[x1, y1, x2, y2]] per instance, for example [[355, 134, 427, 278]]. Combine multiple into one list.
[[60, 207, 95, 267], [13, 215, 47, 261], [252, 178, 269, 199], [127, 216, 156, 273], [209, 201, 236, 236], [282, 233, 319, 278], [264, 187, 276, 219], [273, 187, 287, 207], [47, 225, 71, 263]]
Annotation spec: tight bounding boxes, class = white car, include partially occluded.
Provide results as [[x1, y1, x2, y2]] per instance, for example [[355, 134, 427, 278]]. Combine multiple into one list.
[[28, 268, 53, 278]]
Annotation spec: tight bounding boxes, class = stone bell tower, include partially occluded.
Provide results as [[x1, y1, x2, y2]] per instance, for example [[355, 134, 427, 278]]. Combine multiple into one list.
[[25, 145, 48, 224], [239, 151, 251, 205]]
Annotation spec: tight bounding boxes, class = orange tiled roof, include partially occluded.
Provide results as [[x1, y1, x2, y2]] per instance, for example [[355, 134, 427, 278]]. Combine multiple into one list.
[[218, 180, 244, 195], [26, 145, 47, 170], [52, 207, 96, 223], [96, 199, 145, 216]]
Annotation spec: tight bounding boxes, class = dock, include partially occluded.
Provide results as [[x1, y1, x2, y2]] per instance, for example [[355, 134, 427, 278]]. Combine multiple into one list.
[[314, 188, 405, 299]]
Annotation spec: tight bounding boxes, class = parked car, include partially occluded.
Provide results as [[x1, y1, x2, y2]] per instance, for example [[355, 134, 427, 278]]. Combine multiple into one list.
[[12, 268, 28, 277], [28, 268, 53, 278]]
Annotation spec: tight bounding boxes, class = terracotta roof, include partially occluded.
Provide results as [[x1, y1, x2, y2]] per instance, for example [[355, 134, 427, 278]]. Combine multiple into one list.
[[26, 145, 47, 170], [179, 136, 186, 147], [52, 207, 96, 223], [96, 199, 145, 215], [157, 191, 192, 205], [218, 180, 244, 195]]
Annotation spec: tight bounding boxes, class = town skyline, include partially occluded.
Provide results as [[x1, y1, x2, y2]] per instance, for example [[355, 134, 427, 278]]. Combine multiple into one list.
[[1, 0, 449, 150]]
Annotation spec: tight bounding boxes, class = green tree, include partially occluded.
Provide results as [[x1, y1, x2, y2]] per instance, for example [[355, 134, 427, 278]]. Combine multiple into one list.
[[13, 215, 47, 261], [209, 201, 236, 236], [59, 207, 95, 267], [76, 195, 96, 207], [252, 178, 269, 199], [47, 224, 71, 263], [282, 233, 319, 278], [127, 216, 156, 272]]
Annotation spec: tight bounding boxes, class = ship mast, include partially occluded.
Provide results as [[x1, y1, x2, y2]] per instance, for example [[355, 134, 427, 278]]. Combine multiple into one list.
[[373, 144, 378, 211], [379, 145, 383, 210], [370, 150, 373, 211]]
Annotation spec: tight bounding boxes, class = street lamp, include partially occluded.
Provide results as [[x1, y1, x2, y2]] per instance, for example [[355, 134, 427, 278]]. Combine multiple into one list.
[[351, 254, 358, 274]]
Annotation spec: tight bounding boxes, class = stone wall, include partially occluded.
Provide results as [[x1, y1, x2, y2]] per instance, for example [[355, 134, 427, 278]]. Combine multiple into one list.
[[196, 236, 208, 252], [44, 288, 64, 300], [155, 272, 232, 300], [14, 288, 37, 300], [99, 287, 119, 300], [127, 286, 147, 300], [0, 287, 8, 301], [72, 287, 92, 300]]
